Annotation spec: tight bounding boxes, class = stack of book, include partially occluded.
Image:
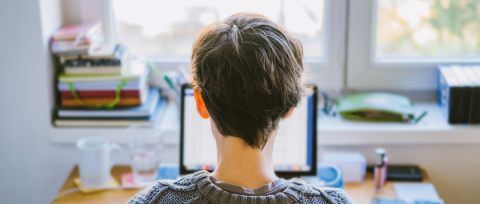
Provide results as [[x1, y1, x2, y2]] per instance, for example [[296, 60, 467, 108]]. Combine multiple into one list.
[[438, 65, 480, 124], [51, 23, 166, 127]]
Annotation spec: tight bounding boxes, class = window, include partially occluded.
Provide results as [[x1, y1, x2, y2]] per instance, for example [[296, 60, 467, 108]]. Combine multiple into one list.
[[347, 0, 480, 91], [80, 0, 480, 91], [375, 0, 480, 58], [112, 0, 326, 58]]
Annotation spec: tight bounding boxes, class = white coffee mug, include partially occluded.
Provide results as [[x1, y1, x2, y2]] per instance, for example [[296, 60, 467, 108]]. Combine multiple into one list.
[[77, 137, 121, 188]]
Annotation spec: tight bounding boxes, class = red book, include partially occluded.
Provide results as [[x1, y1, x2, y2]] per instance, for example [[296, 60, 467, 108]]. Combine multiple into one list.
[[62, 97, 141, 107], [61, 90, 140, 99]]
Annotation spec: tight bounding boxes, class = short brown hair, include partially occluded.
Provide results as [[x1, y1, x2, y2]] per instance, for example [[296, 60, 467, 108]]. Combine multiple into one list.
[[191, 13, 304, 149]]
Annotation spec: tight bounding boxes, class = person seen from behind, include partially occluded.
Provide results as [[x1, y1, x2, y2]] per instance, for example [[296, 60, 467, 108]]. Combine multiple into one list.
[[128, 12, 355, 204]]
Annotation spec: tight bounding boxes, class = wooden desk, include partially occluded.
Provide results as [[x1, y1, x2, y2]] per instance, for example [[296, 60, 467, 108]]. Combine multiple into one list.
[[345, 169, 430, 204], [53, 166, 430, 204], [52, 166, 140, 204]]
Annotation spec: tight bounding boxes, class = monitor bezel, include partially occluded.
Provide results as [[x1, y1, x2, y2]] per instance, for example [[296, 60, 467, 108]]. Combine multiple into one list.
[[180, 83, 317, 177]]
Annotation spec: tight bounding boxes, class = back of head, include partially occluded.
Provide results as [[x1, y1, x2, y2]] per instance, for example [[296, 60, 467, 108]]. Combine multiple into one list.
[[192, 13, 304, 149]]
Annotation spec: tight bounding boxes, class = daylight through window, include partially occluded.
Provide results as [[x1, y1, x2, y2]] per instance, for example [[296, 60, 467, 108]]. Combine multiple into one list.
[[375, 0, 480, 58], [113, 0, 325, 58]]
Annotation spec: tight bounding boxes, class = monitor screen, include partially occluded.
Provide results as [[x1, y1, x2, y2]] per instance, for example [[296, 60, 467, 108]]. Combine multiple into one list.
[[181, 85, 316, 175]]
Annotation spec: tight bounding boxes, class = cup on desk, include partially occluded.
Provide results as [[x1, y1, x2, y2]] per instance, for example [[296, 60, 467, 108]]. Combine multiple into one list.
[[77, 137, 121, 188], [127, 125, 163, 186]]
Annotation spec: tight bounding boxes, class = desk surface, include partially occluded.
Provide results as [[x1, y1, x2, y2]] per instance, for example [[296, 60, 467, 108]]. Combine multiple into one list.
[[53, 166, 430, 204]]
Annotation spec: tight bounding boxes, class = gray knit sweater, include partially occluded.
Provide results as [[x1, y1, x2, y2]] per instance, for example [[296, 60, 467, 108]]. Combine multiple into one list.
[[128, 171, 355, 204]]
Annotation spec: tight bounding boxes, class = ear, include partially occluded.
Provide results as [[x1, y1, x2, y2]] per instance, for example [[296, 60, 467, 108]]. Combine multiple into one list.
[[194, 86, 210, 119], [283, 108, 294, 119]]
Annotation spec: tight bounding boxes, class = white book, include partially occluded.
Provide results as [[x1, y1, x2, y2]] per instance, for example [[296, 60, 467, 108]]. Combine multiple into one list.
[[58, 60, 148, 83]]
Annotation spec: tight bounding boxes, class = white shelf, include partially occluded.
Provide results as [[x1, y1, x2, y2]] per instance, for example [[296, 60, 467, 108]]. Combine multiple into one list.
[[51, 102, 480, 145], [318, 102, 480, 145], [50, 102, 180, 145]]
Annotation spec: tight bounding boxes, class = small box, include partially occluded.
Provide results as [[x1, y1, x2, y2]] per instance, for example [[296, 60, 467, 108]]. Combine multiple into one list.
[[322, 152, 366, 183]]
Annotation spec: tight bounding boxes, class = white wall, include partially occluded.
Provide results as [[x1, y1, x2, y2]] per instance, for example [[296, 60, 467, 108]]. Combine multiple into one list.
[[0, 0, 479, 203], [0, 0, 74, 203]]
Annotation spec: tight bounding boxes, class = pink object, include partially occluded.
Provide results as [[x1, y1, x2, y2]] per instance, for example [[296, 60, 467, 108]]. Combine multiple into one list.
[[383, 157, 388, 183], [374, 148, 386, 193], [52, 22, 101, 41], [122, 173, 151, 189]]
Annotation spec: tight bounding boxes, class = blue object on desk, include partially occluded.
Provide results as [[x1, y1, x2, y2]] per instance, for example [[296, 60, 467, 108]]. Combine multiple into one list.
[[318, 164, 344, 189], [157, 164, 180, 180], [301, 164, 344, 188], [371, 197, 404, 204]]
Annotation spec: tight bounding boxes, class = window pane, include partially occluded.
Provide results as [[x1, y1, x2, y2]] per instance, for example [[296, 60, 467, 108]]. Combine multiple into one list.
[[376, 0, 480, 58], [113, 0, 325, 58]]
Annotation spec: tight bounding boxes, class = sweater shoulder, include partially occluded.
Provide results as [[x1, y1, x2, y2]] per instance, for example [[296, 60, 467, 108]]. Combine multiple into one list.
[[127, 171, 207, 204], [304, 185, 356, 204], [289, 179, 356, 204]]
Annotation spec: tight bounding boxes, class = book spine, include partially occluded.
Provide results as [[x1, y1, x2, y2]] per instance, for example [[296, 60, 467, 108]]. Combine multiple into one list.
[[438, 68, 449, 121], [61, 97, 141, 107], [461, 67, 479, 123], [452, 66, 472, 124], [449, 87, 463, 124], [64, 67, 122, 75], [471, 67, 480, 123], [470, 87, 480, 124], [439, 67, 461, 124]]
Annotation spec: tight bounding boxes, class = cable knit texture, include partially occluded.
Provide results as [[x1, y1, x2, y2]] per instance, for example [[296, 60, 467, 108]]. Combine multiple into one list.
[[128, 171, 355, 204]]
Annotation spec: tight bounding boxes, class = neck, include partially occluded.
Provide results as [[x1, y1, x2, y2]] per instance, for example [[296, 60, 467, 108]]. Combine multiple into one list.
[[210, 136, 278, 189]]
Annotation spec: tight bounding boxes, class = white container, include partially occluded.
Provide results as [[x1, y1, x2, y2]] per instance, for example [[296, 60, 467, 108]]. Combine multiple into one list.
[[322, 152, 367, 183], [77, 137, 121, 188]]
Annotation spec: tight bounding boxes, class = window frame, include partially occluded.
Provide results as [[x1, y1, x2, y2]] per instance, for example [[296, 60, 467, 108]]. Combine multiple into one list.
[[69, 0, 480, 92], [346, 0, 480, 91]]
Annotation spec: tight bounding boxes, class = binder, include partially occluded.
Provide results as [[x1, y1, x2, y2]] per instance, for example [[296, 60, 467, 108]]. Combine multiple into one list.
[[461, 67, 480, 123], [438, 66, 461, 124], [471, 66, 480, 123], [451, 66, 472, 124]]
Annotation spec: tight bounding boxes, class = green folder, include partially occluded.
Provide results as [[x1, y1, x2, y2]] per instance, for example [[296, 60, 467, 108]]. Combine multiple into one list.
[[334, 93, 422, 122]]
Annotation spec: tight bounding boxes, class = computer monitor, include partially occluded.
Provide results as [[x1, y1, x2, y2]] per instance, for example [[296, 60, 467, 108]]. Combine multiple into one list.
[[180, 84, 317, 177]]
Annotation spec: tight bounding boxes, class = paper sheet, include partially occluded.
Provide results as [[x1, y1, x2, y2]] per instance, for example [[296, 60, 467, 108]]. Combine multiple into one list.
[[394, 183, 441, 202]]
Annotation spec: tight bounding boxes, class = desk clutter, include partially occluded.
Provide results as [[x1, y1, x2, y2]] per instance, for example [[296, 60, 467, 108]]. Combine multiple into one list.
[[56, 142, 444, 204], [50, 22, 165, 127], [438, 65, 480, 124], [371, 184, 443, 204], [121, 164, 180, 189], [322, 152, 367, 183]]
